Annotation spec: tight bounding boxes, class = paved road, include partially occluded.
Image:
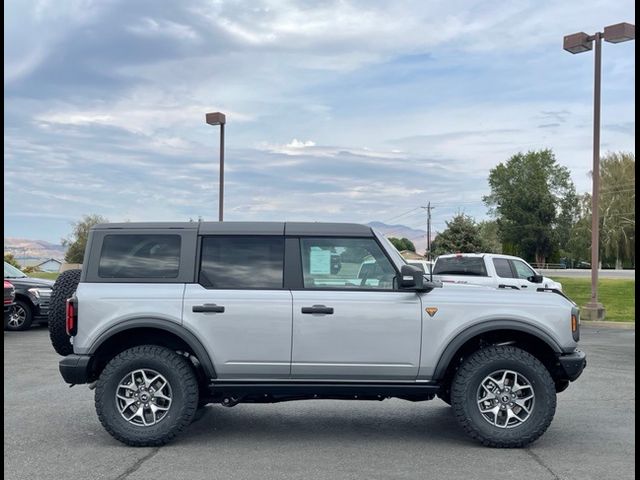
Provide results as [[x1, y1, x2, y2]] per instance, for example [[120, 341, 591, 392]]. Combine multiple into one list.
[[540, 269, 635, 279], [4, 326, 635, 480]]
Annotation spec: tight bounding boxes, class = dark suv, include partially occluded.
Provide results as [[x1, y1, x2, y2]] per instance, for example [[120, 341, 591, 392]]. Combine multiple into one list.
[[3, 262, 54, 331]]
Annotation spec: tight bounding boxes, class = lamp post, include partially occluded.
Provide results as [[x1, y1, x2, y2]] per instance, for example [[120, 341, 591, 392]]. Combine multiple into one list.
[[205, 112, 227, 221], [563, 22, 635, 321]]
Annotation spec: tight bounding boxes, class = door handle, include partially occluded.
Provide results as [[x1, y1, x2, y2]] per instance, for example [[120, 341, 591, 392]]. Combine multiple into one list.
[[193, 304, 225, 313], [301, 305, 334, 315], [521, 285, 528, 288]]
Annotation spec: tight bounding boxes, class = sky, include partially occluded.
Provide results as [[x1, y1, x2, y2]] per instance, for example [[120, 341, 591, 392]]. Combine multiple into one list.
[[4, 0, 636, 243]]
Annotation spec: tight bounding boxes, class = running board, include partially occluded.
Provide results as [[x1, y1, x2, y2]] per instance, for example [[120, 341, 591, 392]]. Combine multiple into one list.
[[207, 381, 441, 398]]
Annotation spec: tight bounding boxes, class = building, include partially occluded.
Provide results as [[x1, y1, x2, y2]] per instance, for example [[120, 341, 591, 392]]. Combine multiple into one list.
[[20, 258, 63, 273]]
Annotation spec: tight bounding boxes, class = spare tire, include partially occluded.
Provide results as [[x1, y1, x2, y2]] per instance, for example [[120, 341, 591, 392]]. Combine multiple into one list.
[[48, 269, 81, 356]]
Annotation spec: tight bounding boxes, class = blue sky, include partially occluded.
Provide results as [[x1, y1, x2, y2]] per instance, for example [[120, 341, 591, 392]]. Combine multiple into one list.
[[4, 0, 635, 243]]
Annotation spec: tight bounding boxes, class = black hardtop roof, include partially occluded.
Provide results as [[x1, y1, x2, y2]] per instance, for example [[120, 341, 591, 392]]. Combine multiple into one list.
[[92, 221, 374, 237]]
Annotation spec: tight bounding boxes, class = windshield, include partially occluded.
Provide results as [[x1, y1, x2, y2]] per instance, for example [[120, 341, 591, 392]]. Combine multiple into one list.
[[4, 262, 27, 278], [374, 231, 407, 266]]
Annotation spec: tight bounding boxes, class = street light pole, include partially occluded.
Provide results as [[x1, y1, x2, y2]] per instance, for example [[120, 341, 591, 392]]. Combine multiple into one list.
[[589, 32, 602, 310], [205, 112, 227, 222], [563, 22, 635, 321]]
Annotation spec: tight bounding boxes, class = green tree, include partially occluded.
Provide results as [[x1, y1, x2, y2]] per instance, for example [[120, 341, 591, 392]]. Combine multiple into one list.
[[477, 220, 502, 253], [564, 193, 592, 266], [431, 214, 485, 255], [599, 152, 635, 268], [4, 253, 21, 269], [483, 149, 577, 265], [388, 237, 416, 252], [62, 214, 108, 264]]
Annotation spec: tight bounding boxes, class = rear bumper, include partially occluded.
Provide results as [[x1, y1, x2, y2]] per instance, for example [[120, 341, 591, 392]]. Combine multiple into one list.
[[59, 355, 92, 385], [557, 350, 587, 381]]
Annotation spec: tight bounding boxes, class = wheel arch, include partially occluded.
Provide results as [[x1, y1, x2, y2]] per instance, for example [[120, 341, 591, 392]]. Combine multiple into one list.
[[88, 318, 216, 381], [432, 320, 563, 382]]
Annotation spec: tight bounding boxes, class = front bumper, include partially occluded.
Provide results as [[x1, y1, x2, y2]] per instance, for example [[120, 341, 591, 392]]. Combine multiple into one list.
[[59, 355, 92, 385], [557, 350, 587, 381]]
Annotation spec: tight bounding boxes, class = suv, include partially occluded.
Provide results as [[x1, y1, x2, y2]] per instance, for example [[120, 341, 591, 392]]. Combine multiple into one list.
[[3, 262, 54, 330], [57, 222, 585, 447]]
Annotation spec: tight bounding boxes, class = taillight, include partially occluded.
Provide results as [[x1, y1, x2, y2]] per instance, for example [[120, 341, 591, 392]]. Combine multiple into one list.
[[66, 298, 78, 336]]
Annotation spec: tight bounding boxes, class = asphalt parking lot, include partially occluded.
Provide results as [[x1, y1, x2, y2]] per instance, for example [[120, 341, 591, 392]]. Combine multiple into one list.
[[4, 325, 635, 480]]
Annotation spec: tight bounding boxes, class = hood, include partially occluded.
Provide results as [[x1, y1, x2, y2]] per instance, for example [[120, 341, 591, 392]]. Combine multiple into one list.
[[5, 277, 54, 288]]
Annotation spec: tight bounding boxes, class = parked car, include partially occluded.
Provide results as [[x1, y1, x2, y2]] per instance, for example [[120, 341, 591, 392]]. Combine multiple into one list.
[[4, 280, 16, 328], [432, 253, 563, 291], [406, 259, 433, 274], [3, 262, 54, 331], [55, 222, 585, 448]]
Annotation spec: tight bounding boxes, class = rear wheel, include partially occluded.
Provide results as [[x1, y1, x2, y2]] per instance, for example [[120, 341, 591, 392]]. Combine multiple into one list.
[[5, 300, 33, 331], [95, 345, 199, 446], [48, 269, 81, 355], [451, 346, 556, 448]]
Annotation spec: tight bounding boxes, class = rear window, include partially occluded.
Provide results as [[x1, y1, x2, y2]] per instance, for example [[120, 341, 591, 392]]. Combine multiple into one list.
[[433, 256, 487, 276], [199, 236, 284, 289], [99, 235, 181, 278]]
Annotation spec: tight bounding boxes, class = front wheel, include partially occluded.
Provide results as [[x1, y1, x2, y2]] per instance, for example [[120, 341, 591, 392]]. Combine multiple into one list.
[[451, 346, 556, 448], [95, 345, 199, 446], [5, 300, 33, 331]]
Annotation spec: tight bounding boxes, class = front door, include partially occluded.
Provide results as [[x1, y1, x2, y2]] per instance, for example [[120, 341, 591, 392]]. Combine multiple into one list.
[[291, 237, 422, 380], [182, 235, 292, 379]]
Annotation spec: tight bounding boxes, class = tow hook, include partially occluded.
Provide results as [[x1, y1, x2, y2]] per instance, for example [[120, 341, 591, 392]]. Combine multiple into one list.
[[88, 381, 97, 390], [221, 396, 240, 407]]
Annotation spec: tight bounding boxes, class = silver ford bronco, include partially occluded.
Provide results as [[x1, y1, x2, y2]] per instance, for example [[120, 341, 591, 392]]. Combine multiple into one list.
[[56, 222, 585, 447]]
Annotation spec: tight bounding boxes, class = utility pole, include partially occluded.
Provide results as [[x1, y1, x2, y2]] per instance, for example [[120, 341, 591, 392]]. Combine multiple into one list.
[[421, 203, 435, 260]]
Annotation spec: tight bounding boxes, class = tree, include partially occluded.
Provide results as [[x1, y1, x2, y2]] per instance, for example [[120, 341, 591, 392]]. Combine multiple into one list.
[[564, 193, 592, 266], [62, 214, 108, 264], [388, 237, 416, 252], [431, 214, 485, 256], [483, 149, 577, 265], [599, 152, 635, 269], [477, 220, 502, 254], [4, 253, 21, 269]]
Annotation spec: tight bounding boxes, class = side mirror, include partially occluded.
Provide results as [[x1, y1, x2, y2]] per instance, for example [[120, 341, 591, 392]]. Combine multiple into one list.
[[399, 264, 425, 290], [528, 274, 544, 284]]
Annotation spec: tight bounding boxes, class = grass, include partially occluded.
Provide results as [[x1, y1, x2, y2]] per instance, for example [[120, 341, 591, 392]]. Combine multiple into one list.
[[27, 271, 60, 281], [551, 277, 636, 322]]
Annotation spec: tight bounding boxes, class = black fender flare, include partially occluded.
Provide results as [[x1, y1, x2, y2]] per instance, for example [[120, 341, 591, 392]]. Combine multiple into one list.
[[88, 318, 217, 379], [431, 319, 563, 381]]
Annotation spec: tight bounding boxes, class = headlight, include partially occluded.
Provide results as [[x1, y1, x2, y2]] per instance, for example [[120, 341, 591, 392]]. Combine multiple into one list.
[[27, 288, 52, 298]]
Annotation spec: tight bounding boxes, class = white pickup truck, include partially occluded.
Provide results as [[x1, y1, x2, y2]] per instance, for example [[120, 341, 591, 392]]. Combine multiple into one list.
[[432, 253, 562, 291]]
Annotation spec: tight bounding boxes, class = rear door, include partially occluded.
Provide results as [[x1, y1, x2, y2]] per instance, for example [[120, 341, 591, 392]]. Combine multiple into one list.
[[290, 236, 422, 380], [491, 257, 520, 289], [182, 235, 292, 379]]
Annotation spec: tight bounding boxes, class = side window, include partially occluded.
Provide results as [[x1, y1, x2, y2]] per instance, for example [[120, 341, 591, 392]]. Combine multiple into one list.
[[200, 236, 284, 289], [511, 260, 536, 280], [99, 235, 181, 278], [432, 257, 488, 276], [300, 237, 396, 290], [493, 258, 514, 278]]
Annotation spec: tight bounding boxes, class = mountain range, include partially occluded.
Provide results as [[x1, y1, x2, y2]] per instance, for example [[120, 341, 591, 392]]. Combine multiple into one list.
[[367, 222, 427, 254], [4, 238, 66, 261]]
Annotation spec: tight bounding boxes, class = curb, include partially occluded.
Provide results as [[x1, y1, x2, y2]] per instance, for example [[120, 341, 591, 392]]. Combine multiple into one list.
[[582, 321, 635, 330]]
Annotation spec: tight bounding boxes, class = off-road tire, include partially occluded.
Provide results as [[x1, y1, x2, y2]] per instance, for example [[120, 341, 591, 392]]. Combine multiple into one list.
[[95, 345, 199, 447], [48, 269, 81, 356], [451, 346, 556, 448]]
